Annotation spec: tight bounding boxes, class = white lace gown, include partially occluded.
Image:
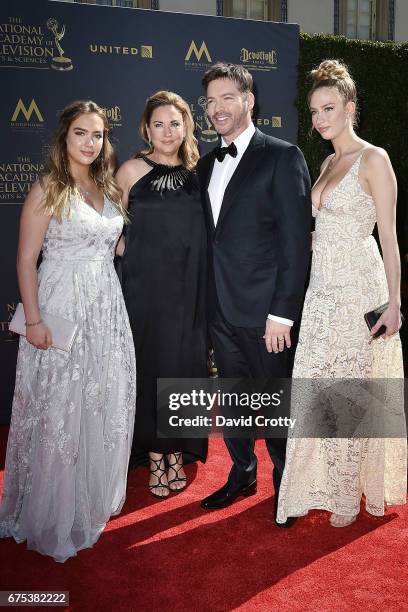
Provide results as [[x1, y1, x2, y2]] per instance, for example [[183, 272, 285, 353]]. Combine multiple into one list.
[[277, 154, 407, 523], [0, 196, 136, 562]]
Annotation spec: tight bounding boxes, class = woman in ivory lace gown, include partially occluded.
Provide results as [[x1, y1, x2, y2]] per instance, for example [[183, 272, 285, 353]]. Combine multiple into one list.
[[0, 101, 136, 561], [277, 61, 406, 527]]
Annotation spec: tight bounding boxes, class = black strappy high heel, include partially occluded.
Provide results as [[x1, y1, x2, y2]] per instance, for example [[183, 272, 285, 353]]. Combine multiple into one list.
[[167, 452, 187, 492], [149, 455, 169, 499]]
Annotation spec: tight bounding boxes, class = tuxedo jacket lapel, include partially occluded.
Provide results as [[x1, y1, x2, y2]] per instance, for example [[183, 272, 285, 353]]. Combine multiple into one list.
[[215, 129, 265, 231], [205, 190, 216, 233]]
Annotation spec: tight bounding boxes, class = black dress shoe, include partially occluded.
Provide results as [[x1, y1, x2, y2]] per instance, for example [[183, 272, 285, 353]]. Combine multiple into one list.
[[201, 480, 257, 510], [273, 497, 296, 528]]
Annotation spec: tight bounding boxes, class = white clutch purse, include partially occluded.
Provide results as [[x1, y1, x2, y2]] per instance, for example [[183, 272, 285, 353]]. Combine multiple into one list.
[[9, 303, 79, 352]]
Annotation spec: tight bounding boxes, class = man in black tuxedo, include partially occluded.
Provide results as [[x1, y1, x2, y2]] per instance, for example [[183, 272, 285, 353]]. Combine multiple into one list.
[[197, 63, 311, 525]]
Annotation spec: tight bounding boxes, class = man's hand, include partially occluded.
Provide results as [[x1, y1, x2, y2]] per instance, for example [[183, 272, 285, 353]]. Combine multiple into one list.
[[263, 319, 291, 353]]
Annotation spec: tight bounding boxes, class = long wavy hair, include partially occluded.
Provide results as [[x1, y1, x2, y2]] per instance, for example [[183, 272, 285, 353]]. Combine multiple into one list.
[[39, 100, 127, 221], [138, 91, 199, 171]]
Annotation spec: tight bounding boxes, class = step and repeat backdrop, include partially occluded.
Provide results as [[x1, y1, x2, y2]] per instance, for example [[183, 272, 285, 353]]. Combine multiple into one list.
[[0, 0, 300, 421]]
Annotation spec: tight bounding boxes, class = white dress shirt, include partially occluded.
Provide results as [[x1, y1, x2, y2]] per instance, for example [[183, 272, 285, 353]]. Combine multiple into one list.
[[208, 122, 293, 327]]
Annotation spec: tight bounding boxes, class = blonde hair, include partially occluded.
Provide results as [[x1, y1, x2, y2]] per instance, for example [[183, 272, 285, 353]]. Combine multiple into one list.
[[138, 91, 199, 171], [38, 100, 127, 222], [308, 60, 357, 120]]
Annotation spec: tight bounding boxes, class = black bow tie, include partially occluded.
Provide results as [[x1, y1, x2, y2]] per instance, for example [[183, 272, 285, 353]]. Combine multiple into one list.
[[214, 142, 238, 162]]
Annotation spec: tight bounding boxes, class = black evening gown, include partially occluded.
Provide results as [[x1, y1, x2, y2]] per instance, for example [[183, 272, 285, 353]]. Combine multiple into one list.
[[123, 155, 208, 465]]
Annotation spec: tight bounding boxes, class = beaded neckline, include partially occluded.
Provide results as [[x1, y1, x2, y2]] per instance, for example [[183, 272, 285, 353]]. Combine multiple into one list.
[[140, 154, 183, 170], [139, 154, 190, 192]]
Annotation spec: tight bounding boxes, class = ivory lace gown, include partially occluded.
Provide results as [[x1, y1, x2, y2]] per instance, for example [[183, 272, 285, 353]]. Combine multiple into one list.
[[0, 195, 136, 562], [277, 153, 406, 522]]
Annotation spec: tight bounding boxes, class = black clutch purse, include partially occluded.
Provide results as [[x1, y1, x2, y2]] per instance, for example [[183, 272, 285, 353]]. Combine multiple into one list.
[[364, 302, 404, 338]]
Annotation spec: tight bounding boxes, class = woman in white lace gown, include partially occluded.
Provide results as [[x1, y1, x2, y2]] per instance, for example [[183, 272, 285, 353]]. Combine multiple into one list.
[[0, 101, 136, 561], [277, 61, 406, 527]]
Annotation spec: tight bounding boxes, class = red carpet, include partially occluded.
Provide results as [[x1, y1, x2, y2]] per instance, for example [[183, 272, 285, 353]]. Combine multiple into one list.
[[0, 425, 407, 611]]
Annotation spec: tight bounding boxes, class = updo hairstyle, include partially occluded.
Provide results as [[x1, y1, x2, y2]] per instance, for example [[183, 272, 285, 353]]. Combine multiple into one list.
[[308, 59, 358, 124]]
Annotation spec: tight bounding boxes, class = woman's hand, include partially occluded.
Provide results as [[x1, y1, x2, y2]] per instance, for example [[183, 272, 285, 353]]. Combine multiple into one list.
[[26, 322, 52, 350], [370, 303, 402, 338]]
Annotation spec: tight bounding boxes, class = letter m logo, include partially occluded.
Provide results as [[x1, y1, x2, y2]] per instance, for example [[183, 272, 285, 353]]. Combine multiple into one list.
[[11, 99, 44, 122], [185, 41, 211, 62]]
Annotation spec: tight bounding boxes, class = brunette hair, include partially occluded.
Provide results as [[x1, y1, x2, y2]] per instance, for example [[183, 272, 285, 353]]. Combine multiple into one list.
[[139, 91, 199, 171], [202, 62, 253, 94], [38, 100, 126, 221]]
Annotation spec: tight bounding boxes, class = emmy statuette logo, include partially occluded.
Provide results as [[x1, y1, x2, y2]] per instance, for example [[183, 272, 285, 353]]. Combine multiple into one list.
[[197, 96, 218, 143], [11, 99, 44, 123], [47, 18, 73, 71]]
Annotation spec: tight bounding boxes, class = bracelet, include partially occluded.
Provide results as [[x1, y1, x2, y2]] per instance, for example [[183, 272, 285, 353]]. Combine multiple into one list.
[[25, 318, 43, 327]]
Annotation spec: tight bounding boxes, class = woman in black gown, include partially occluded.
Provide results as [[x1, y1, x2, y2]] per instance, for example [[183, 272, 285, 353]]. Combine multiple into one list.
[[116, 91, 208, 498]]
